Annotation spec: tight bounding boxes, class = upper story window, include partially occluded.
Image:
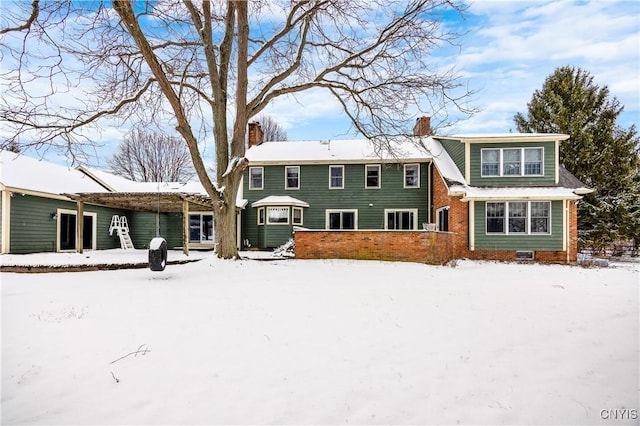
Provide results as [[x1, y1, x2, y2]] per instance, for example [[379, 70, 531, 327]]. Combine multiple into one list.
[[481, 148, 544, 177], [365, 164, 381, 188], [249, 167, 263, 190], [404, 164, 420, 188], [329, 165, 344, 189], [285, 166, 300, 189]]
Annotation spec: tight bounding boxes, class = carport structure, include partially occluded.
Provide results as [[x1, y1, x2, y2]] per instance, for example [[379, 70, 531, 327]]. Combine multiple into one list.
[[65, 191, 216, 256]]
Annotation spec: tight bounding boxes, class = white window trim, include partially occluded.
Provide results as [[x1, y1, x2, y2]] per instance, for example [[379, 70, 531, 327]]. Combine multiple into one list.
[[257, 207, 265, 225], [56, 208, 97, 252], [285, 165, 300, 190], [384, 208, 419, 230], [266, 206, 290, 225], [365, 164, 381, 189], [403, 164, 420, 188], [292, 207, 303, 225], [480, 147, 545, 178], [485, 201, 552, 235], [325, 209, 358, 230], [249, 166, 264, 190], [329, 165, 344, 189]]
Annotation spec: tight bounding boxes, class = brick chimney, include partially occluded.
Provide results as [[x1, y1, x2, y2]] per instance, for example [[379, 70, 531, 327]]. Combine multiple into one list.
[[248, 121, 264, 147], [413, 116, 432, 136]]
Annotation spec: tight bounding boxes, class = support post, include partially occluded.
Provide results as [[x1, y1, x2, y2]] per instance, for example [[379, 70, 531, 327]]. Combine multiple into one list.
[[77, 200, 84, 254], [182, 200, 189, 256]]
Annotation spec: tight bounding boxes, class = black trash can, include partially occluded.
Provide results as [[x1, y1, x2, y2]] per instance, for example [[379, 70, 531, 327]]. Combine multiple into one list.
[[148, 237, 168, 271]]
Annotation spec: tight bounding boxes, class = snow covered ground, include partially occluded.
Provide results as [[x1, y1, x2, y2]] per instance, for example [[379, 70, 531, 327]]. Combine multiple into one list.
[[1, 254, 638, 425]]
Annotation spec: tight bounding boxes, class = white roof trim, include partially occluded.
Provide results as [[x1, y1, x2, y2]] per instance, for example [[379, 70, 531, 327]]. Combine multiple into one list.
[[251, 195, 310, 208], [453, 186, 583, 201], [436, 133, 570, 144]]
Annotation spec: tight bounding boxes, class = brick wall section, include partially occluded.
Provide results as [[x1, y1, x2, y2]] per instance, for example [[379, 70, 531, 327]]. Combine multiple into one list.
[[294, 167, 578, 265], [431, 166, 469, 256], [295, 230, 457, 264]]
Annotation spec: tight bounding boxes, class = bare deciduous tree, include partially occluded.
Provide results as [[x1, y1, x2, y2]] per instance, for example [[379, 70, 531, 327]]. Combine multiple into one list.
[[256, 115, 288, 142], [1, 0, 474, 259], [108, 128, 195, 183]]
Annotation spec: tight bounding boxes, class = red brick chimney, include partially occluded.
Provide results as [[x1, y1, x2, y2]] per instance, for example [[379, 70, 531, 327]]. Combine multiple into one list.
[[248, 121, 264, 147], [413, 116, 432, 136]]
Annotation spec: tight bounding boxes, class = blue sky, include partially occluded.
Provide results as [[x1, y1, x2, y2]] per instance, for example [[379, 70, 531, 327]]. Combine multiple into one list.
[[276, 0, 639, 141], [4, 0, 639, 167]]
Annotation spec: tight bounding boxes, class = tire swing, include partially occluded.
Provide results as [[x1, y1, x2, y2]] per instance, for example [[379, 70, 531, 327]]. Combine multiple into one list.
[[148, 182, 167, 271]]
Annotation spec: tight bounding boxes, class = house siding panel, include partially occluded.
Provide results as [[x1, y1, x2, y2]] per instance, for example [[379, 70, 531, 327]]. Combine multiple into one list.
[[9, 195, 59, 253], [242, 162, 431, 248], [8, 195, 126, 253], [469, 142, 556, 186], [473, 200, 564, 250], [438, 138, 466, 175], [129, 211, 183, 249]]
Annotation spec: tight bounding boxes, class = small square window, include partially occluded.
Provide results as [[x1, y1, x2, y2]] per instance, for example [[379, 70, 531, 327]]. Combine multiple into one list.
[[249, 167, 263, 190], [329, 165, 344, 189], [404, 164, 420, 188]]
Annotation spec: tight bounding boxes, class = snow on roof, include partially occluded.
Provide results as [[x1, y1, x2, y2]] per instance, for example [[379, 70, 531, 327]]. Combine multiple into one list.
[[251, 195, 310, 208], [454, 186, 583, 201], [79, 166, 209, 195], [246, 137, 438, 164], [0, 151, 108, 195], [428, 138, 466, 186]]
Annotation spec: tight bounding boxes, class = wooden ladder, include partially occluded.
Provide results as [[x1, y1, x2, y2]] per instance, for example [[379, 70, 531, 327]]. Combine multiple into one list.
[[109, 215, 135, 250]]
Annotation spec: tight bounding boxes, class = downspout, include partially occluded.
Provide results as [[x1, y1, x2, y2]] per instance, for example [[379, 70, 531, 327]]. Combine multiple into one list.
[[565, 200, 570, 264], [428, 162, 433, 224]]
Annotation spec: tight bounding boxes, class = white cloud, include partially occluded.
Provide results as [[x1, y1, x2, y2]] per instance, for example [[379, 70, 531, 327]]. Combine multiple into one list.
[[445, 0, 640, 132]]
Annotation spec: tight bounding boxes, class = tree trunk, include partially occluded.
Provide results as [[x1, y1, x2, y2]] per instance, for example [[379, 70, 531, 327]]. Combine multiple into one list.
[[213, 179, 241, 259]]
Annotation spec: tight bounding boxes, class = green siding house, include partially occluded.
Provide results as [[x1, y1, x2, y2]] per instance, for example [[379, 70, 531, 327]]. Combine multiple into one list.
[[239, 119, 591, 263], [1, 151, 215, 255]]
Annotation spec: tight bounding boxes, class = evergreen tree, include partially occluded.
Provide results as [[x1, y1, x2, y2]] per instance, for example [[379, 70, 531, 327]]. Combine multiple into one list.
[[514, 65, 640, 252]]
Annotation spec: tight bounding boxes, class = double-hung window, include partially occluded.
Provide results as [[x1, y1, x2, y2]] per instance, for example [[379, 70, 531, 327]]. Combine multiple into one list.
[[404, 164, 420, 188], [486, 201, 550, 234], [326, 210, 357, 230], [329, 165, 344, 189], [285, 166, 300, 189], [249, 167, 263, 190], [365, 164, 381, 188], [292, 207, 303, 225], [481, 148, 544, 177]]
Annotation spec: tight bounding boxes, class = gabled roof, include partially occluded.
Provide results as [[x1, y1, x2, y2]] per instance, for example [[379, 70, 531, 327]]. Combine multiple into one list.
[[0, 151, 108, 195]]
